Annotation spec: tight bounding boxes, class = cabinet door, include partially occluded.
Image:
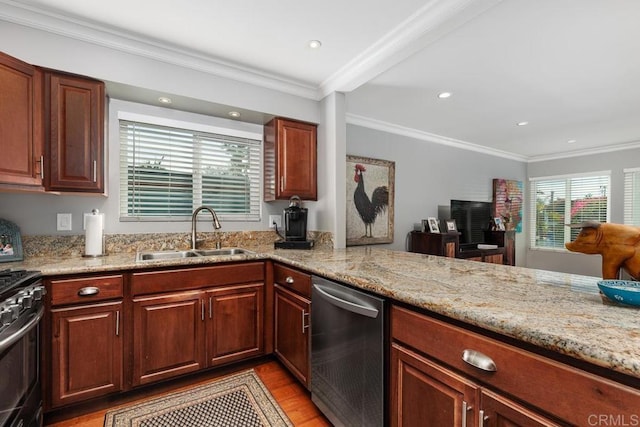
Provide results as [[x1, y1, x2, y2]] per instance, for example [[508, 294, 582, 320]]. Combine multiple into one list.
[[481, 389, 562, 427], [132, 291, 205, 386], [391, 343, 478, 427], [0, 52, 43, 189], [206, 283, 264, 366], [50, 301, 122, 407], [274, 285, 310, 388], [264, 118, 317, 201], [46, 72, 104, 192]]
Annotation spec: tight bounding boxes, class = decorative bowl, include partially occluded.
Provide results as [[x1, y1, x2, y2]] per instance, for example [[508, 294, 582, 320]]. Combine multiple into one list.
[[597, 280, 640, 307]]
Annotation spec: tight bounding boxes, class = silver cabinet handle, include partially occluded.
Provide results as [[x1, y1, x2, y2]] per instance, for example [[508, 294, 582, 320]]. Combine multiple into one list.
[[115, 310, 120, 336], [38, 155, 44, 179], [285, 276, 294, 284], [209, 296, 212, 319], [93, 160, 97, 182], [280, 176, 284, 192], [479, 409, 486, 427], [462, 401, 470, 427], [301, 310, 310, 334], [462, 349, 497, 372], [201, 299, 205, 321], [78, 286, 99, 297]]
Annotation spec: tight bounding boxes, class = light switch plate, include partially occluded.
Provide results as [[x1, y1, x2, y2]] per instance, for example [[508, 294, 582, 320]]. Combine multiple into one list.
[[57, 213, 72, 231], [269, 215, 282, 229]]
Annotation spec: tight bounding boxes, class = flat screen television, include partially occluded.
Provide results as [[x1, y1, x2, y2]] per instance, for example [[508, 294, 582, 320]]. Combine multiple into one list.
[[450, 200, 493, 246]]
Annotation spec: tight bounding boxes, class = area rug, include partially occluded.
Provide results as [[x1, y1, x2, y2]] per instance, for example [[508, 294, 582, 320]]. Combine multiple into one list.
[[104, 370, 293, 427]]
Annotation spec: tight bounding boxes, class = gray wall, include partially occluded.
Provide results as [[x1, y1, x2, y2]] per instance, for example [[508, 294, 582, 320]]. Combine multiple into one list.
[[526, 147, 640, 277], [347, 125, 527, 262]]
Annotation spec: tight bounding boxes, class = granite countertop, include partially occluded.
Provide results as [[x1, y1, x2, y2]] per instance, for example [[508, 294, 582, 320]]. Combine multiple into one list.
[[6, 246, 640, 380]]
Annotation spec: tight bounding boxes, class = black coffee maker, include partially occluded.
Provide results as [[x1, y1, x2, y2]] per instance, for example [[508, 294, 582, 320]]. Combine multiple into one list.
[[274, 196, 314, 249]]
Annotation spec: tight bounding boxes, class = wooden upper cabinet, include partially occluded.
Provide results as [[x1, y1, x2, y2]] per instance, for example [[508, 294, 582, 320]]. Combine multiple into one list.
[[264, 117, 317, 201], [44, 71, 104, 193], [0, 51, 44, 190]]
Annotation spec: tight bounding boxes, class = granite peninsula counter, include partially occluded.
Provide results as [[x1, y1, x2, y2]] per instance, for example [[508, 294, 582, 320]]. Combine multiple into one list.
[[8, 246, 640, 381]]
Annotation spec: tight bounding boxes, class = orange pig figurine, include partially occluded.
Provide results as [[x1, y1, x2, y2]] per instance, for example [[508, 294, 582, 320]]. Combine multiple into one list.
[[565, 221, 640, 279]]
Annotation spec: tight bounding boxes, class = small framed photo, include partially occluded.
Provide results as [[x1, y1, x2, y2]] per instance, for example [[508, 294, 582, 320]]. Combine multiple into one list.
[[427, 217, 440, 233], [494, 217, 505, 231], [421, 219, 430, 232], [0, 219, 24, 263], [445, 219, 458, 233]]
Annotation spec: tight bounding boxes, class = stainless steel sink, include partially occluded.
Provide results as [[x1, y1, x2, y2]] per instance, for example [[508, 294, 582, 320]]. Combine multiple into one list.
[[194, 248, 252, 256], [136, 248, 253, 261]]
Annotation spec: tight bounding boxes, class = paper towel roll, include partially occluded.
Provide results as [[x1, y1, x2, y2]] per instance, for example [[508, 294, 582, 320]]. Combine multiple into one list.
[[84, 210, 104, 256]]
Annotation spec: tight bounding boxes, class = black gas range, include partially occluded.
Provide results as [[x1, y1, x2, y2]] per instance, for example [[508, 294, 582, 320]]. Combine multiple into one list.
[[0, 268, 45, 427]]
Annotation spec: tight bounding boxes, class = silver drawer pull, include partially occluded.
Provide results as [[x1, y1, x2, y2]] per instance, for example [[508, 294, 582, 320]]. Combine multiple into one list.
[[77, 286, 100, 297], [285, 276, 294, 284], [462, 349, 497, 372]]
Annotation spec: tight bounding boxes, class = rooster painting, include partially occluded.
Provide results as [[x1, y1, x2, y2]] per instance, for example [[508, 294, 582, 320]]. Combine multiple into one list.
[[353, 163, 389, 237], [346, 156, 395, 245]]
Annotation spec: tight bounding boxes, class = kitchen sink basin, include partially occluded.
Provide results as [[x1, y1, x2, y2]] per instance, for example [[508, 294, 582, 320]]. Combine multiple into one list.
[[136, 248, 253, 261]]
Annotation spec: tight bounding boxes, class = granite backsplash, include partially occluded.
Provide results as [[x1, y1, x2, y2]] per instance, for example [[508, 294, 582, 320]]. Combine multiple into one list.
[[22, 230, 333, 258]]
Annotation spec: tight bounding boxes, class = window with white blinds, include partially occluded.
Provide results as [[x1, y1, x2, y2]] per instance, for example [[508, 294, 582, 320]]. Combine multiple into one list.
[[624, 168, 640, 225], [119, 120, 261, 221], [529, 172, 610, 249]]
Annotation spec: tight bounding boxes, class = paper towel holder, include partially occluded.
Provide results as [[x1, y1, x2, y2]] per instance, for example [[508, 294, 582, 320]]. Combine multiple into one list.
[[83, 209, 105, 258]]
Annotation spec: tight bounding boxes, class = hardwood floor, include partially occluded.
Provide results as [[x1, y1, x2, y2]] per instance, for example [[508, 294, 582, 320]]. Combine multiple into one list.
[[44, 358, 331, 427]]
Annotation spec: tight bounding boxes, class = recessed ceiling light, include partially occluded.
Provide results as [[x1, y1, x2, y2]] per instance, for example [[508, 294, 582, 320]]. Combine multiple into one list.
[[308, 40, 322, 49], [158, 96, 172, 104], [228, 111, 241, 118], [517, 121, 529, 126], [438, 92, 452, 99], [567, 139, 577, 144]]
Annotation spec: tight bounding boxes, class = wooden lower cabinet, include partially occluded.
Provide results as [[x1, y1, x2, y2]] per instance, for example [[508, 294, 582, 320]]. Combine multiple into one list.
[[391, 305, 640, 426], [274, 284, 311, 388], [391, 343, 478, 427], [207, 284, 264, 366], [391, 343, 561, 427], [132, 291, 205, 386], [50, 301, 123, 408], [132, 283, 264, 386]]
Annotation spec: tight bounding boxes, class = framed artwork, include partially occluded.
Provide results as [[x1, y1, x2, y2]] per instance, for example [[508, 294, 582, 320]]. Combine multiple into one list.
[[427, 217, 440, 233], [0, 219, 24, 263], [346, 155, 395, 246], [493, 178, 523, 232], [445, 219, 458, 233], [494, 217, 505, 231]]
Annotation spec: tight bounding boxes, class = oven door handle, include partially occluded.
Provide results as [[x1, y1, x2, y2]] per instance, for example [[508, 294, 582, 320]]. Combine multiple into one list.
[[313, 284, 379, 318], [0, 306, 44, 353]]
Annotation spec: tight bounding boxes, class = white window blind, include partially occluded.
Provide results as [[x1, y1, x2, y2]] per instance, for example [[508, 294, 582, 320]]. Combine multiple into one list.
[[119, 120, 261, 221], [624, 168, 640, 225], [529, 172, 610, 249]]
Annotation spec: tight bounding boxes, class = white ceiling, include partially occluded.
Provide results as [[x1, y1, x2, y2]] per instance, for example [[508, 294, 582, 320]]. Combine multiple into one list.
[[3, 0, 640, 161]]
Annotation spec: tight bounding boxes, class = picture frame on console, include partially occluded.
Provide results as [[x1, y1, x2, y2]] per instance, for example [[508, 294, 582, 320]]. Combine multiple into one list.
[[445, 219, 458, 233], [494, 217, 505, 231], [427, 217, 440, 233]]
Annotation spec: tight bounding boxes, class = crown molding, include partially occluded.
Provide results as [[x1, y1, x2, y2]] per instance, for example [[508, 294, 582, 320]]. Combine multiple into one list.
[[0, 0, 319, 99], [527, 139, 640, 163], [319, 0, 503, 97], [346, 113, 529, 162]]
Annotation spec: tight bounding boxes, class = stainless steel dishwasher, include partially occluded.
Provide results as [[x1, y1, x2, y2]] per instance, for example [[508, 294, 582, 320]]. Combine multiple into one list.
[[311, 276, 385, 427]]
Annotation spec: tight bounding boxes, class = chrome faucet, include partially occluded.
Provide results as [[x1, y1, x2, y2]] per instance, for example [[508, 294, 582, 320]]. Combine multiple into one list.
[[191, 206, 222, 250]]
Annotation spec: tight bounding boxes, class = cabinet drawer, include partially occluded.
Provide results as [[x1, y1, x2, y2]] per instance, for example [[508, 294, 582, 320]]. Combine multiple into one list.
[[131, 262, 264, 295], [391, 305, 640, 426], [49, 275, 123, 306], [274, 264, 311, 297]]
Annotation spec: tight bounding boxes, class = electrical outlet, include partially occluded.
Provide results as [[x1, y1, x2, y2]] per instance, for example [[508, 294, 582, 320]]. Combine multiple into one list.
[[57, 213, 72, 231], [269, 215, 282, 229]]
